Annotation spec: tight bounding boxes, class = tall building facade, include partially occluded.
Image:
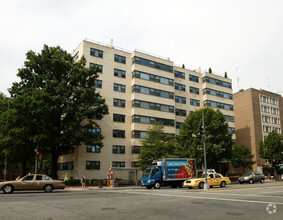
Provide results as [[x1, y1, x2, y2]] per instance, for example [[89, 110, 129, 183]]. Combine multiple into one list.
[[234, 88, 283, 174], [58, 39, 235, 180]]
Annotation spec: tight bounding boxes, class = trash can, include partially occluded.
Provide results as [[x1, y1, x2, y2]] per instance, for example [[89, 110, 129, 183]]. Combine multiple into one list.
[[98, 179, 103, 188]]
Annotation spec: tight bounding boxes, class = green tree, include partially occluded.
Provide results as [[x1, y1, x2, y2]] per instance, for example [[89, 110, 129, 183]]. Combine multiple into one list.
[[231, 145, 256, 174], [258, 130, 283, 174], [208, 68, 212, 73], [7, 45, 109, 178], [175, 107, 232, 169], [138, 122, 175, 170], [224, 72, 227, 78]]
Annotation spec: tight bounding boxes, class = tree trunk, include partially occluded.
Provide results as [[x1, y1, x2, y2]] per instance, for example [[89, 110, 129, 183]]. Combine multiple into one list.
[[21, 160, 27, 177], [51, 151, 59, 179]]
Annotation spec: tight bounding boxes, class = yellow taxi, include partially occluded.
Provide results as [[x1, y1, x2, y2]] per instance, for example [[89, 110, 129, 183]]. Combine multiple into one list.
[[183, 173, 231, 189]]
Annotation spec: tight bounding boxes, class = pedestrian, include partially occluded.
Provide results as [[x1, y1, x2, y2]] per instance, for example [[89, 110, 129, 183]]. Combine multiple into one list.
[[16, 176, 21, 181], [81, 174, 86, 190]]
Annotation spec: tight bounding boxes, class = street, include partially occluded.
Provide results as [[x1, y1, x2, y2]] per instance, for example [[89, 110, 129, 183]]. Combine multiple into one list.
[[0, 181, 282, 220]]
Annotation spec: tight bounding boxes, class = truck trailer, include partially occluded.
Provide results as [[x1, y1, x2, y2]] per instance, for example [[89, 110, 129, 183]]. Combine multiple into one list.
[[141, 158, 196, 189]]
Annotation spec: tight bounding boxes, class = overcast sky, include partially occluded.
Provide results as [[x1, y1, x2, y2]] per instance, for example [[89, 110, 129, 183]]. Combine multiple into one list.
[[1, 0, 282, 96]]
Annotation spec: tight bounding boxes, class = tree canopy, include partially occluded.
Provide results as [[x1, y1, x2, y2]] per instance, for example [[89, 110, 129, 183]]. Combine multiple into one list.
[[231, 145, 256, 173], [138, 122, 175, 170], [1, 45, 109, 178], [259, 130, 283, 172], [175, 107, 233, 168]]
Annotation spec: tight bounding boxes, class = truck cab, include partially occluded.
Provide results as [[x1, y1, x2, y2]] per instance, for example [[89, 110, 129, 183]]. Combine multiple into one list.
[[141, 167, 162, 189]]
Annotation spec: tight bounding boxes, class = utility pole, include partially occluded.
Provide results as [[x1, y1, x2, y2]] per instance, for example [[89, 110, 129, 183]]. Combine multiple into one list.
[[202, 111, 209, 190]]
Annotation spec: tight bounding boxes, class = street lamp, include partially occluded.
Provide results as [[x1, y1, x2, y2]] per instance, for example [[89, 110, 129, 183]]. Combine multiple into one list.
[[202, 111, 209, 190]]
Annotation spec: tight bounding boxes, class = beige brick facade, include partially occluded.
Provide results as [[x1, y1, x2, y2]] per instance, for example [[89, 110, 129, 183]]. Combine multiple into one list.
[[58, 39, 235, 180], [234, 88, 283, 174]]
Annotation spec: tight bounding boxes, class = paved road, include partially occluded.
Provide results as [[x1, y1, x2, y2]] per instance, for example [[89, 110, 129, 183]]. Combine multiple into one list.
[[0, 181, 282, 220]]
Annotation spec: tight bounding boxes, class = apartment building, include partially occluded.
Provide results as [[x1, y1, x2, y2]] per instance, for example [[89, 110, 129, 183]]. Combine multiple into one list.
[[234, 88, 283, 174], [58, 39, 235, 180]]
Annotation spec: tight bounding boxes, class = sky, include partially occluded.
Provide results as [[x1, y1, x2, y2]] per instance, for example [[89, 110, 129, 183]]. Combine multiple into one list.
[[0, 0, 283, 96]]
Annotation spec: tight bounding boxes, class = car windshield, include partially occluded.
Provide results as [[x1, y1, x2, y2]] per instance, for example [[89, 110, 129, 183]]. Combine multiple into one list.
[[142, 169, 151, 178], [243, 173, 252, 177]]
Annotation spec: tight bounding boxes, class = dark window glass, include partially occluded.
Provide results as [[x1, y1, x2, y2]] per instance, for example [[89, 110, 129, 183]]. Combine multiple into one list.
[[132, 100, 174, 113], [90, 48, 103, 58], [113, 114, 125, 122], [174, 70, 185, 79], [114, 83, 126, 92], [132, 162, 140, 168], [175, 109, 187, 116], [113, 98, 125, 107], [90, 63, 103, 73], [176, 122, 183, 129], [112, 162, 125, 168], [175, 83, 186, 91], [190, 99, 200, 106], [133, 70, 173, 86], [203, 76, 232, 88], [114, 54, 126, 64], [189, 86, 199, 94], [132, 115, 174, 127], [94, 80, 102, 88], [58, 162, 73, 170], [132, 146, 141, 154], [132, 85, 174, 99], [86, 145, 101, 153], [113, 130, 125, 138], [86, 161, 100, 170], [189, 74, 199, 82], [204, 100, 233, 110], [114, 69, 126, 78], [175, 96, 186, 104], [112, 145, 125, 154], [132, 57, 173, 73]]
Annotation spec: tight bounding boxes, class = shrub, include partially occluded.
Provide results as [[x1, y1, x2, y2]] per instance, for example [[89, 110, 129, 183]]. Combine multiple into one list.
[[64, 179, 81, 186]]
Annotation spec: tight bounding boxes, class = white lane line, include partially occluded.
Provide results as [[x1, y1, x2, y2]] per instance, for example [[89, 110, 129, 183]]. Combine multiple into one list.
[[111, 190, 283, 205]]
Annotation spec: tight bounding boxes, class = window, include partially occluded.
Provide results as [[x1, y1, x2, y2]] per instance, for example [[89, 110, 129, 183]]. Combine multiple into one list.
[[58, 162, 73, 170], [224, 115, 234, 122], [86, 161, 100, 170], [114, 69, 126, 78], [132, 130, 148, 139], [132, 146, 141, 154], [204, 100, 233, 110], [174, 70, 185, 79], [113, 114, 125, 123], [113, 129, 125, 138], [73, 52, 79, 62], [132, 85, 174, 99], [113, 145, 125, 154], [132, 162, 140, 168], [89, 127, 101, 134], [114, 83, 126, 92], [175, 96, 186, 104], [132, 115, 174, 127], [132, 100, 174, 113], [90, 48, 103, 58], [190, 99, 200, 106], [132, 57, 173, 73], [189, 87, 199, 94], [175, 83, 186, 91], [228, 127, 235, 133], [203, 88, 232, 99], [113, 98, 125, 107], [22, 175, 34, 181], [86, 145, 101, 153], [176, 122, 183, 129], [35, 175, 44, 180], [112, 162, 125, 168], [114, 54, 126, 64], [132, 70, 173, 86], [189, 74, 199, 83], [90, 63, 103, 73], [175, 109, 186, 116], [94, 80, 102, 88], [202, 76, 232, 88]]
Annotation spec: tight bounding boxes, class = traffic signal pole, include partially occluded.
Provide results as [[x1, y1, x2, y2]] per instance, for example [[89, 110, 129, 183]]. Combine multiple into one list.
[[202, 111, 209, 190]]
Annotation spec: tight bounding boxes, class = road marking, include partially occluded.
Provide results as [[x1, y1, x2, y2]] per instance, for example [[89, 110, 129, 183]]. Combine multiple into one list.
[[250, 190, 283, 195], [201, 192, 282, 199], [112, 190, 283, 205], [202, 184, 283, 192]]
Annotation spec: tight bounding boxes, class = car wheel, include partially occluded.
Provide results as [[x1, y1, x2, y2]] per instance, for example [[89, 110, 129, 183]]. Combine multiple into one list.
[[260, 178, 264, 183], [146, 186, 152, 189], [44, 184, 53, 193], [239, 181, 244, 184], [220, 181, 226, 187], [3, 185, 14, 194], [198, 182, 204, 189], [249, 179, 254, 184], [154, 182, 161, 189]]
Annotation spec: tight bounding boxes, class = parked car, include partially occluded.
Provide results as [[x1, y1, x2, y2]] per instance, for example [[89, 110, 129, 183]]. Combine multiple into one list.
[[183, 173, 231, 189], [238, 172, 265, 184], [0, 174, 65, 193]]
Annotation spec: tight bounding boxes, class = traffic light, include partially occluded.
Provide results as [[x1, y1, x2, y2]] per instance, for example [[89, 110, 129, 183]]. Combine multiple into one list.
[[36, 151, 40, 155], [200, 126, 205, 139]]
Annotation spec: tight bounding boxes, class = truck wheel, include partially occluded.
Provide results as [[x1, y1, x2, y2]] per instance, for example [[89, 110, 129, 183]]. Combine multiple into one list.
[[154, 182, 161, 189], [249, 179, 254, 184], [260, 178, 264, 183], [220, 181, 226, 187], [146, 186, 152, 189], [198, 182, 204, 189]]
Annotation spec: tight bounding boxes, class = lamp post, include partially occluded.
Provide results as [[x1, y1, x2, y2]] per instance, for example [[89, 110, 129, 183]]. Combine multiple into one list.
[[202, 111, 209, 190]]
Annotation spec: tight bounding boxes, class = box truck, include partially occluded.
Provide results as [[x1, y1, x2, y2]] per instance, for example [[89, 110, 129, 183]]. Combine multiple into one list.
[[141, 158, 196, 189]]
